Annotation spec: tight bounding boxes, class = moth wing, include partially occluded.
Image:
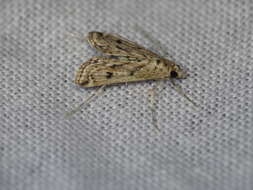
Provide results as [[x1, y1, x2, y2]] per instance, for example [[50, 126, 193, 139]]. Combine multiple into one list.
[[75, 57, 168, 87], [87, 32, 161, 59]]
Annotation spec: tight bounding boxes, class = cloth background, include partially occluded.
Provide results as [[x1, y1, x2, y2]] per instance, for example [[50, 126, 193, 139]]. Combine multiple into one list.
[[1, 0, 253, 190]]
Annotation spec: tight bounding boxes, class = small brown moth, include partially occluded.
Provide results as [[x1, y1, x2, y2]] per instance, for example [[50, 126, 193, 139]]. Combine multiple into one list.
[[75, 31, 187, 87], [68, 32, 196, 123]]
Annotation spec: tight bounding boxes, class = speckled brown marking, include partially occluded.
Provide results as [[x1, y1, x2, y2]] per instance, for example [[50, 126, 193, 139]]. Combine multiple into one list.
[[80, 81, 89, 86], [75, 32, 186, 87], [116, 45, 126, 51], [106, 72, 113, 78], [110, 64, 118, 68], [129, 71, 135, 76]]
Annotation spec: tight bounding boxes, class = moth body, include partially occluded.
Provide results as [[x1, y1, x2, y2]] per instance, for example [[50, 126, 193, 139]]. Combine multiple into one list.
[[75, 32, 186, 87]]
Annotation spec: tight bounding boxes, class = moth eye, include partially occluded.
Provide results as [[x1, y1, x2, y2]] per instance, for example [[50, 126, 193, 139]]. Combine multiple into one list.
[[170, 71, 178, 78]]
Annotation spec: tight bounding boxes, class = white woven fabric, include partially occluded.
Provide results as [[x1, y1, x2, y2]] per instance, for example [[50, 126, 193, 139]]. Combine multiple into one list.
[[1, 0, 253, 190]]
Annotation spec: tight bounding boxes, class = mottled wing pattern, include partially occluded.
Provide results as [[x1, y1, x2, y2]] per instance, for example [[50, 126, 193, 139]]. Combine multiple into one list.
[[75, 57, 170, 87], [87, 31, 161, 59]]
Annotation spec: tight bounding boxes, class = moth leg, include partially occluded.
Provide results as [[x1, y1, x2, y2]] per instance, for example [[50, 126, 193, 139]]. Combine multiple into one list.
[[148, 81, 163, 132], [65, 85, 106, 118]]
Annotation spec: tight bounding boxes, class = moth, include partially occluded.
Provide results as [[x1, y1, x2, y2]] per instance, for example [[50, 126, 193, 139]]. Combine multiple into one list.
[[75, 31, 187, 87], [68, 32, 196, 120]]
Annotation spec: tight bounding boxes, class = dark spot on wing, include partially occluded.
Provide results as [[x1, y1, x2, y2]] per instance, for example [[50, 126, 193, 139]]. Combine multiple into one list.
[[93, 59, 98, 63], [157, 60, 161, 64], [80, 81, 88, 86], [110, 64, 118, 68], [116, 45, 127, 51], [116, 40, 122, 44], [110, 63, 124, 68], [106, 72, 113, 78], [129, 71, 135, 76], [163, 62, 169, 67]]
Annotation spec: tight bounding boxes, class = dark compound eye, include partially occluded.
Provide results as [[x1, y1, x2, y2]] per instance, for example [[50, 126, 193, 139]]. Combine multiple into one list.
[[170, 71, 178, 78]]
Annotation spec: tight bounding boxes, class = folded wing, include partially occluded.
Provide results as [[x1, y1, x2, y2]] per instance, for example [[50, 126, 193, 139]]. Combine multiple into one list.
[[75, 57, 169, 87], [87, 32, 161, 59]]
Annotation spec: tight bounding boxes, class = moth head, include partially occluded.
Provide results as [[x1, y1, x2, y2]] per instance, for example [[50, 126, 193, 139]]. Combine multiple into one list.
[[170, 64, 187, 79]]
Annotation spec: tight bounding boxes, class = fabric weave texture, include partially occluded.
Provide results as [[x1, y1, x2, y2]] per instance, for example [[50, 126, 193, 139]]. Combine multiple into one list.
[[0, 0, 253, 190]]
